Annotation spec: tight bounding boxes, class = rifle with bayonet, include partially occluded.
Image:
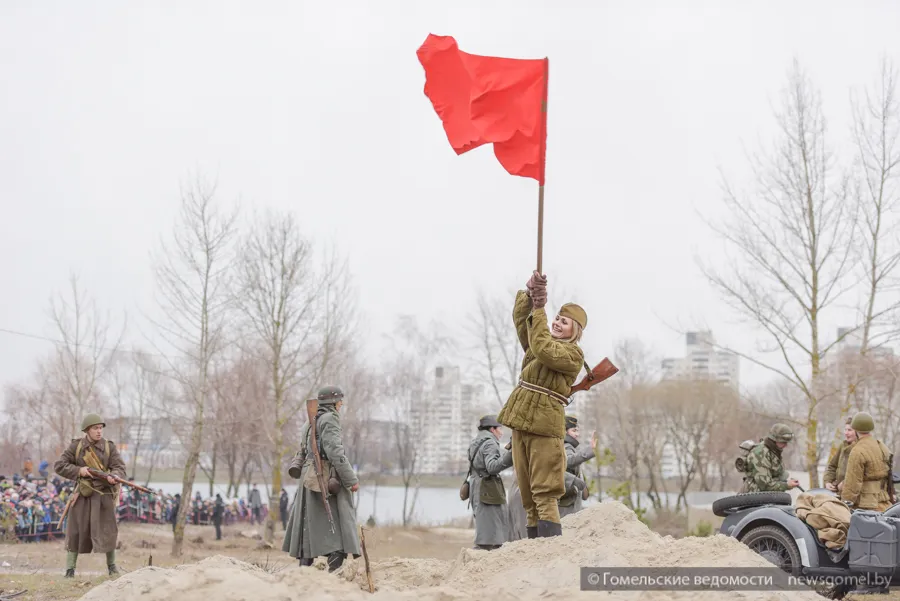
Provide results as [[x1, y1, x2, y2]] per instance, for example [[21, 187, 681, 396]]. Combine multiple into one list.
[[306, 398, 336, 534]]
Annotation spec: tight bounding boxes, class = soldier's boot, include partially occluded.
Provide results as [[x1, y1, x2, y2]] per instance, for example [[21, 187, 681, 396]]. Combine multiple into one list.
[[526, 526, 538, 539], [476, 544, 500, 551], [108, 564, 120, 576], [537, 520, 562, 538], [298, 557, 314, 567], [326, 552, 346, 573], [65, 551, 77, 578], [106, 551, 119, 576]]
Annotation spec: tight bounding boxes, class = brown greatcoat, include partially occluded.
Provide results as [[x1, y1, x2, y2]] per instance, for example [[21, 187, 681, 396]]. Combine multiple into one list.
[[823, 441, 855, 489], [54, 437, 126, 554]]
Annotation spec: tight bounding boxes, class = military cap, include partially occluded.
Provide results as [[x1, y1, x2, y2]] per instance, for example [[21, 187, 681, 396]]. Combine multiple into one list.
[[81, 413, 105, 432], [479, 415, 502, 429], [560, 303, 587, 330], [565, 415, 578, 431], [317, 385, 344, 404], [851, 411, 875, 433], [767, 423, 793, 444]]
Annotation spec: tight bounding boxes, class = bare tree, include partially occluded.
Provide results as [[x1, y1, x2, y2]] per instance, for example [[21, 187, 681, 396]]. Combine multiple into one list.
[[150, 177, 238, 556], [234, 209, 354, 542], [467, 290, 523, 408], [43, 275, 124, 449], [699, 61, 858, 487], [381, 315, 451, 526]]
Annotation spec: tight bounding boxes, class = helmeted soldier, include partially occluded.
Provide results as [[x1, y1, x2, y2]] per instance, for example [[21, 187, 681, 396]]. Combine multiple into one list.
[[824, 417, 857, 494], [53, 413, 127, 577], [841, 412, 895, 512], [467, 415, 513, 550], [742, 423, 800, 493], [497, 271, 590, 538], [558, 415, 596, 518], [282, 385, 360, 572]]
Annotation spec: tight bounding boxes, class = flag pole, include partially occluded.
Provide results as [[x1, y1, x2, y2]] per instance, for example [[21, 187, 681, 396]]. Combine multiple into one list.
[[537, 57, 549, 274]]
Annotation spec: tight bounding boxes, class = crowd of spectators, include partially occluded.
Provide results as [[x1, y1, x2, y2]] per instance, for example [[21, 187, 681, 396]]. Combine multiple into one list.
[[0, 467, 272, 543]]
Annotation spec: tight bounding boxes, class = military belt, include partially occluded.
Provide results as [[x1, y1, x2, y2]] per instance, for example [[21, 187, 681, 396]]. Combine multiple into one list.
[[860, 480, 887, 494], [517, 379, 571, 407]]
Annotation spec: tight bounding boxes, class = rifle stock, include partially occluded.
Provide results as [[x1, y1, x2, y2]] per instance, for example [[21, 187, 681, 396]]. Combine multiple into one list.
[[569, 357, 619, 394], [86, 468, 152, 494], [306, 398, 336, 533]]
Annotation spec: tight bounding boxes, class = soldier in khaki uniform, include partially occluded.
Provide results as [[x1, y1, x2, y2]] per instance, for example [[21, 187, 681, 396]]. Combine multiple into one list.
[[742, 424, 801, 493], [497, 271, 588, 538], [841, 412, 895, 512], [54, 413, 127, 577], [823, 417, 857, 494]]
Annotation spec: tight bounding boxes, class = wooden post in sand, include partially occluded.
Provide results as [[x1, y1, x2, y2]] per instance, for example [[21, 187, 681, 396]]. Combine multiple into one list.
[[359, 525, 375, 593]]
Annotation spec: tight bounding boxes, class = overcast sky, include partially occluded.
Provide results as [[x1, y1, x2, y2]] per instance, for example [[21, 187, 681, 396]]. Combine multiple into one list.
[[2, 1, 900, 394]]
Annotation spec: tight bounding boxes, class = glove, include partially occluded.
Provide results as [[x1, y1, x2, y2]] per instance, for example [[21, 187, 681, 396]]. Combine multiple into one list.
[[571, 476, 585, 493], [526, 271, 547, 293], [532, 287, 548, 309]]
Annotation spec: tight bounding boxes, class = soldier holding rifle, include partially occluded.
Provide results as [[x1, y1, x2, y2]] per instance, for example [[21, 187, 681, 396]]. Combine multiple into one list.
[[53, 413, 128, 578], [283, 386, 361, 572]]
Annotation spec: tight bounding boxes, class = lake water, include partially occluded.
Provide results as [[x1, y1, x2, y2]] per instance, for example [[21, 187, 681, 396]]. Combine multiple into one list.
[[146, 481, 742, 526]]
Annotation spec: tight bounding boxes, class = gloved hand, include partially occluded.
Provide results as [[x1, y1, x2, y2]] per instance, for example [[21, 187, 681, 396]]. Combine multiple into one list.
[[526, 270, 547, 292], [532, 286, 548, 309], [571, 476, 585, 493]]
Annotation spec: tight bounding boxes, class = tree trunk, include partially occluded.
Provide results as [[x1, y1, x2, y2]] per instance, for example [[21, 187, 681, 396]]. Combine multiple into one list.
[[172, 412, 203, 557], [208, 442, 217, 498]]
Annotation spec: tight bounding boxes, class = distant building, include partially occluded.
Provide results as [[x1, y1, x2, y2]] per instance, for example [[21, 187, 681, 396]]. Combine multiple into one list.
[[408, 366, 490, 475], [661, 331, 739, 389]]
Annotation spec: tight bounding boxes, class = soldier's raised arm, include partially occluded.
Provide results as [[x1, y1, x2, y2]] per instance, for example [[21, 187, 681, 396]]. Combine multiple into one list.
[[482, 438, 513, 476]]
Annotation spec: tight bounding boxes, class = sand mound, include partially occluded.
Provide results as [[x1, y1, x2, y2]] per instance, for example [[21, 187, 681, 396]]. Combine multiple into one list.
[[81, 501, 824, 601]]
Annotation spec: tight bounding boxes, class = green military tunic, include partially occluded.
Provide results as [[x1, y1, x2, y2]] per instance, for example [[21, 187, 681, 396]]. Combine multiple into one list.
[[282, 406, 360, 560], [823, 441, 854, 489], [742, 440, 789, 493], [498, 291, 585, 439]]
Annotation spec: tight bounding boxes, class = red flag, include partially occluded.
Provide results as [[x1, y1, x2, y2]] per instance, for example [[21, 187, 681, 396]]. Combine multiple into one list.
[[416, 34, 548, 184]]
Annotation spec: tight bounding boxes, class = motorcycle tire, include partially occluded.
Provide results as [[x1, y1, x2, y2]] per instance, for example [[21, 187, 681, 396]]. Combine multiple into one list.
[[712, 491, 792, 517]]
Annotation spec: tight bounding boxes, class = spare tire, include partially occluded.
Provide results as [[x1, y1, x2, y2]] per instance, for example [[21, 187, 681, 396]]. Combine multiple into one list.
[[712, 492, 792, 517]]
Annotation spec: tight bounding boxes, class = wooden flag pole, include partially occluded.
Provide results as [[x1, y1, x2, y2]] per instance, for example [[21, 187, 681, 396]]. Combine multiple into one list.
[[536, 57, 549, 274]]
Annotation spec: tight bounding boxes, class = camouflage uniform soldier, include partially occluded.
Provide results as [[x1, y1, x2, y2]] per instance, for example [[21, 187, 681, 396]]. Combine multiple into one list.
[[282, 386, 360, 572], [558, 415, 596, 519], [742, 424, 801, 493], [841, 412, 895, 512], [54, 413, 127, 577]]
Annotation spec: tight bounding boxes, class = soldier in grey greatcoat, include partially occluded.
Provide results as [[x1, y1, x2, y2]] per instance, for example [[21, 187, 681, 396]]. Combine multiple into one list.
[[508, 468, 585, 540], [282, 386, 360, 572], [468, 415, 514, 550], [559, 415, 596, 518]]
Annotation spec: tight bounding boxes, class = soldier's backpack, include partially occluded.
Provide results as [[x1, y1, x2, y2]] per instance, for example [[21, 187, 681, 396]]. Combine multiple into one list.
[[734, 439, 761, 477]]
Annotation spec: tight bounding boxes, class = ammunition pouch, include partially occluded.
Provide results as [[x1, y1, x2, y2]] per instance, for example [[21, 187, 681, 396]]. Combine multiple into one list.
[[78, 478, 95, 498], [302, 459, 341, 496], [479, 476, 506, 506]]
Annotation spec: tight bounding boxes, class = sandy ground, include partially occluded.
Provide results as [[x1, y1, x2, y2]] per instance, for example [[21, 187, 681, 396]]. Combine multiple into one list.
[[0, 520, 473, 600], [2, 502, 896, 601]]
